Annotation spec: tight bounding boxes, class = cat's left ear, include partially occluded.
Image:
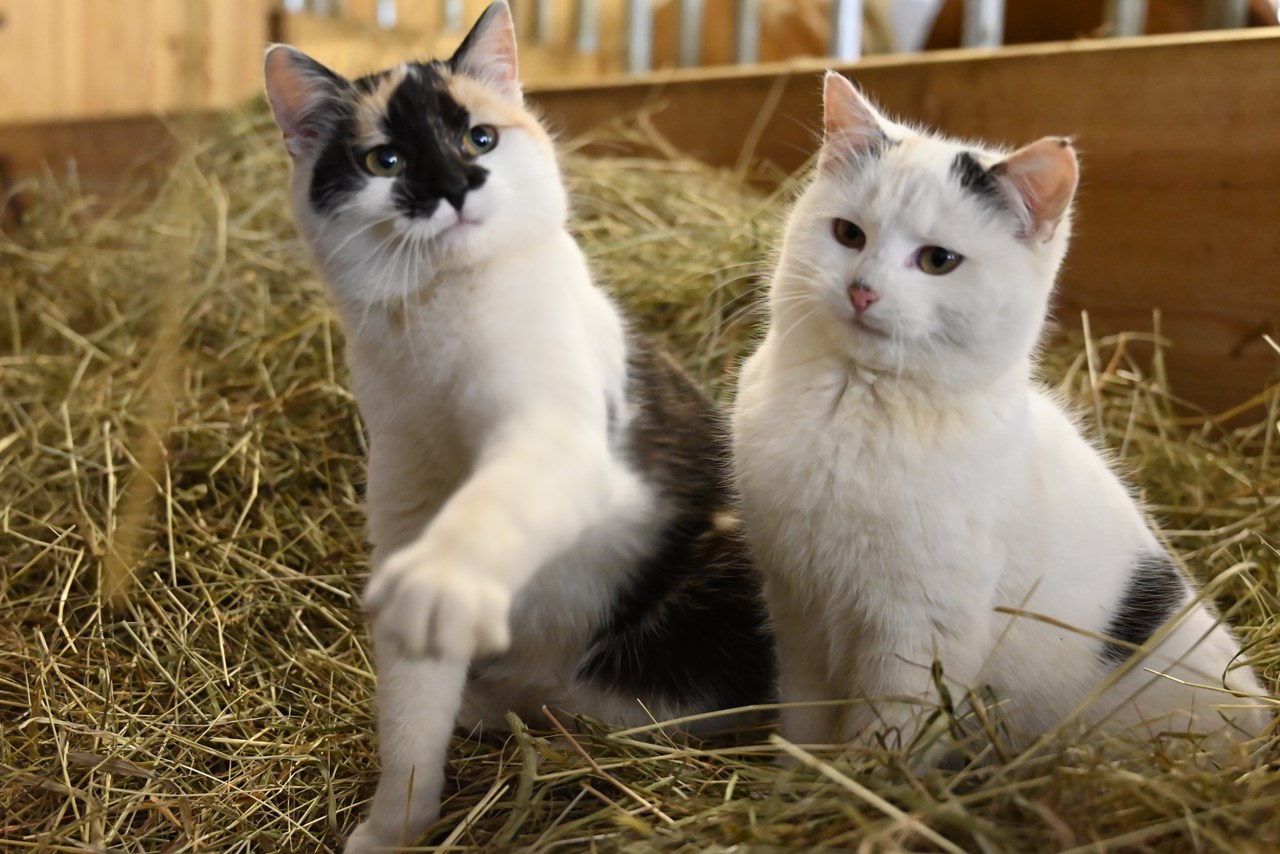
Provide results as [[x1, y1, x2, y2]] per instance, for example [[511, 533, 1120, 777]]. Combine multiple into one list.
[[264, 45, 347, 159], [451, 2, 521, 101], [993, 138, 1079, 241], [820, 71, 889, 169]]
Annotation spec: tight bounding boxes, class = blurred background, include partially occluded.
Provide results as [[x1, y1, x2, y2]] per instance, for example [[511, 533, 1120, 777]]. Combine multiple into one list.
[[0, 0, 1277, 409], [0, 0, 1277, 194], [1, 0, 1277, 206], [1, 0, 1277, 208], [0, 1, 1277, 128]]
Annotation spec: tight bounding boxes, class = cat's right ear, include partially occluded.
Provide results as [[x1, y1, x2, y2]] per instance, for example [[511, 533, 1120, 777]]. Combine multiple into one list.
[[451, 2, 521, 101], [820, 71, 887, 168], [992, 137, 1079, 241], [264, 45, 346, 159]]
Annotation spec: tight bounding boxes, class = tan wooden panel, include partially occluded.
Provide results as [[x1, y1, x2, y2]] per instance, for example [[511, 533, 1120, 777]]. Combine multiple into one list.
[[0, 0, 272, 124], [1, 30, 1277, 410], [529, 29, 1280, 412], [276, 2, 604, 81]]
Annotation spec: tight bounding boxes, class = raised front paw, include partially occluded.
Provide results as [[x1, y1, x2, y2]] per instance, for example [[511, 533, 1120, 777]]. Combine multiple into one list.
[[364, 541, 512, 659]]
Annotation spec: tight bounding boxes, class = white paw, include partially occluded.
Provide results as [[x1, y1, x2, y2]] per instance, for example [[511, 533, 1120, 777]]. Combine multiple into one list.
[[364, 539, 512, 660]]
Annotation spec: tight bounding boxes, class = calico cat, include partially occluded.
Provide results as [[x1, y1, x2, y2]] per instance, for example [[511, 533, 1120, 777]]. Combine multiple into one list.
[[731, 71, 1270, 755], [263, 4, 773, 851]]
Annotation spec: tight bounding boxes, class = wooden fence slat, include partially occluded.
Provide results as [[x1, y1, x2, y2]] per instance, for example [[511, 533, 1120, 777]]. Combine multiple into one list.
[[528, 30, 1280, 411], [1, 30, 1276, 409]]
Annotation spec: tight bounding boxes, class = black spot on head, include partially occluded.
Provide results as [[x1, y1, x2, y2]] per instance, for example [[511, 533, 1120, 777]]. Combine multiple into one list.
[[951, 151, 1006, 213], [1100, 552, 1188, 666], [576, 334, 775, 711], [308, 63, 489, 219], [383, 64, 488, 218], [351, 70, 388, 94]]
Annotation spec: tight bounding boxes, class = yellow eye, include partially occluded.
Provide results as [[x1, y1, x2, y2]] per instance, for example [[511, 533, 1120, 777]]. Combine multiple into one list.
[[833, 219, 866, 249], [363, 146, 406, 177], [917, 246, 964, 275], [463, 124, 499, 156]]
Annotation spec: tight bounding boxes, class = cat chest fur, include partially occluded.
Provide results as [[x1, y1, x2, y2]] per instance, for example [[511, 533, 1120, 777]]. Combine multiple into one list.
[[735, 355, 1027, 643]]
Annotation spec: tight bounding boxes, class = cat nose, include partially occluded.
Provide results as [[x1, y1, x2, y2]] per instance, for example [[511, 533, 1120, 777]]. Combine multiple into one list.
[[849, 281, 878, 314]]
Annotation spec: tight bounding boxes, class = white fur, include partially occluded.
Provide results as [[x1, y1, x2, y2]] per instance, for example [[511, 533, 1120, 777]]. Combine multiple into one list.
[[732, 78, 1271, 755], [272, 41, 702, 854]]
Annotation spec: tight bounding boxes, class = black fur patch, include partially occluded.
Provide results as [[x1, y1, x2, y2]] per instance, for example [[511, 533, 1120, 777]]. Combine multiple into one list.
[[576, 334, 776, 710], [309, 110, 363, 215], [951, 151, 1006, 212], [1099, 552, 1188, 666], [308, 63, 488, 218], [383, 66, 487, 218]]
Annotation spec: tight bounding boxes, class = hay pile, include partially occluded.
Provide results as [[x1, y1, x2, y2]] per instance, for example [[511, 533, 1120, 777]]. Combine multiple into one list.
[[2, 105, 1277, 852]]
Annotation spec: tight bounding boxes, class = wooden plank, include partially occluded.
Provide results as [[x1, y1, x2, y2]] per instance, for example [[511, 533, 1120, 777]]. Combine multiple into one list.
[[0, 0, 271, 124], [1, 30, 1277, 410], [276, 2, 606, 81], [0, 114, 220, 206], [527, 29, 1280, 412]]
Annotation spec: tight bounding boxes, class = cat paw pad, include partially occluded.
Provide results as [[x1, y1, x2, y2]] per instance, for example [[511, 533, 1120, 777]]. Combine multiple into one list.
[[364, 543, 512, 659]]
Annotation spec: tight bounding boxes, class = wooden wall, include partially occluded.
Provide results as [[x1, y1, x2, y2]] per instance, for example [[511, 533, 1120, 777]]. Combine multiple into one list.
[[0, 0, 272, 124], [530, 29, 1280, 413], [0, 29, 1276, 410]]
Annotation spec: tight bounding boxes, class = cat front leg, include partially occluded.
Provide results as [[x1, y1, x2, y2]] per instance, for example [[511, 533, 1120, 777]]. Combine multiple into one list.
[[837, 647, 943, 754], [766, 579, 842, 750], [365, 408, 645, 660], [345, 639, 468, 853]]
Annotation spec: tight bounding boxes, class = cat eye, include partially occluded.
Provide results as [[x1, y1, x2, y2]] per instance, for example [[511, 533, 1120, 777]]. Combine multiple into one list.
[[363, 146, 406, 178], [832, 219, 866, 250], [917, 246, 964, 276], [463, 124, 499, 156]]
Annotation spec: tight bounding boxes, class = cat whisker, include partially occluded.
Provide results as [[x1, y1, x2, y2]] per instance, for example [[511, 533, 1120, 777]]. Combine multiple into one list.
[[321, 217, 388, 265]]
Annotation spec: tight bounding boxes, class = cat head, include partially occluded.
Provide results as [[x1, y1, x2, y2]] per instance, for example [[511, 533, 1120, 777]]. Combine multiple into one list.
[[264, 2, 562, 307], [773, 71, 1079, 392]]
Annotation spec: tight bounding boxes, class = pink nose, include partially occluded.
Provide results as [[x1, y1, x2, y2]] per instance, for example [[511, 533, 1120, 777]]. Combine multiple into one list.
[[849, 285, 878, 314]]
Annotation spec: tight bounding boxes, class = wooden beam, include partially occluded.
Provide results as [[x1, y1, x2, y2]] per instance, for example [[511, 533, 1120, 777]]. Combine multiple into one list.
[[0, 30, 1277, 410], [527, 29, 1280, 412], [0, 0, 272, 124]]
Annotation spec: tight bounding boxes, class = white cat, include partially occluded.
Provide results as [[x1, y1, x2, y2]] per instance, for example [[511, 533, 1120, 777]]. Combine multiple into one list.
[[731, 71, 1271, 755], [264, 4, 773, 851]]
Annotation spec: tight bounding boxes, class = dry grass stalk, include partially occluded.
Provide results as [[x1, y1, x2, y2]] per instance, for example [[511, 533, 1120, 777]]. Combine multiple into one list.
[[1, 105, 1276, 851]]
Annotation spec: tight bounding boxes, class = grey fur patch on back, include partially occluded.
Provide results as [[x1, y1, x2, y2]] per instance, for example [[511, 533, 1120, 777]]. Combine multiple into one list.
[[576, 331, 775, 708]]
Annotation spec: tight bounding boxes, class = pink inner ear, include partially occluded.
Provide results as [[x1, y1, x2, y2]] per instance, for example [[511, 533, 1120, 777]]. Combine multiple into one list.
[[264, 48, 312, 142], [454, 2, 521, 97], [264, 47, 330, 154], [822, 72, 884, 156], [997, 138, 1079, 238]]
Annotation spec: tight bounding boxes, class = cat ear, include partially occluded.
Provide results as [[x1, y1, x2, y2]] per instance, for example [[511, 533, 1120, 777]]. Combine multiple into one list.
[[821, 71, 888, 165], [451, 2, 521, 101], [993, 138, 1079, 241], [264, 45, 346, 159]]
